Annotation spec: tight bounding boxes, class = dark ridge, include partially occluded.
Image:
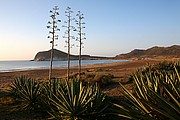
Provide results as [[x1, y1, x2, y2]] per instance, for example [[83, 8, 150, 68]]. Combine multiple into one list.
[[115, 45, 180, 59], [34, 49, 113, 61]]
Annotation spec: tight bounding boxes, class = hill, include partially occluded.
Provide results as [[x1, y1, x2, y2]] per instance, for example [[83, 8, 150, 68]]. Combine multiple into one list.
[[33, 49, 112, 61], [115, 45, 180, 59]]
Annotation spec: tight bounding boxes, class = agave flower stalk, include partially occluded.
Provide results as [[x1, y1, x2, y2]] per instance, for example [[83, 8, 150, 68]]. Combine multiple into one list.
[[47, 6, 61, 81], [62, 7, 75, 81], [75, 11, 86, 80]]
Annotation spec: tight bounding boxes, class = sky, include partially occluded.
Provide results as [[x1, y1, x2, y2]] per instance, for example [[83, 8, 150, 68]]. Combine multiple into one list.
[[0, 0, 180, 60]]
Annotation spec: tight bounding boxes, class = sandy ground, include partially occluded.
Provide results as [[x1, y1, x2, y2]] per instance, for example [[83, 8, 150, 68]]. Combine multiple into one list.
[[0, 59, 171, 94], [0, 58, 179, 119]]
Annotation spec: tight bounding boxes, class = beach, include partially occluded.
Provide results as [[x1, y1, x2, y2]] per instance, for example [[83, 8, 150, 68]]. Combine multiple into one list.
[[0, 58, 179, 119], [0, 59, 171, 94]]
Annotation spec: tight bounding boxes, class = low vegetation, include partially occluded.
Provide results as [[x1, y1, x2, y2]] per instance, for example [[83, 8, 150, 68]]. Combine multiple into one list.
[[46, 79, 109, 119], [7, 77, 110, 119], [70, 70, 115, 88], [0, 61, 179, 119], [9, 76, 42, 111], [114, 61, 180, 119]]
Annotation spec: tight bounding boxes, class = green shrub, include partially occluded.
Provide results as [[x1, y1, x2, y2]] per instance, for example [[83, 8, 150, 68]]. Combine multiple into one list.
[[9, 75, 42, 111], [114, 62, 180, 119], [9, 76, 110, 119], [40, 78, 66, 112], [46, 79, 110, 120], [128, 61, 180, 84]]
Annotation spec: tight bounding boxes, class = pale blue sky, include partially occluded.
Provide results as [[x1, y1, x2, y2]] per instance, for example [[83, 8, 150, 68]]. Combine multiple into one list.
[[0, 0, 179, 60]]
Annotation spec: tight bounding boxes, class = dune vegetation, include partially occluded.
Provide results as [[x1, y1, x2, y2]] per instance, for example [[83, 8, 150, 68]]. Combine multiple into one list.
[[0, 61, 179, 119]]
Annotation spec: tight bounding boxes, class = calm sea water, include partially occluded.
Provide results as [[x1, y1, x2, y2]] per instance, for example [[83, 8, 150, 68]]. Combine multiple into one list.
[[0, 60, 128, 72]]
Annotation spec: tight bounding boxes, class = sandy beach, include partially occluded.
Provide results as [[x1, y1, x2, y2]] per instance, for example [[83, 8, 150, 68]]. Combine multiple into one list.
[[0, 59, 172, 94], [0, 58, 179, 119]]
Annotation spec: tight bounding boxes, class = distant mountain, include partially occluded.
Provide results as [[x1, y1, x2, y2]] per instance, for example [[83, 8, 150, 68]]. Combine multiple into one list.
[[34, 45, 180, 61], [33, 49, 112, 61], [115, 45, 180, 59]]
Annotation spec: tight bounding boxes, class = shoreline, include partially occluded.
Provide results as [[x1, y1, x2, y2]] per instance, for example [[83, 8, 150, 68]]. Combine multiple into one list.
[[0, 59, 125, 73], [0, 58, 179, 92]]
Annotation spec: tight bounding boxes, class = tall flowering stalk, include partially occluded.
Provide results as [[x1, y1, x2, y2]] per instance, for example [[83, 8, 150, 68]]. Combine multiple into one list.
[[62, 7, 75, 80], [75, 11, 86, 79], [47, 6, 61, 82]]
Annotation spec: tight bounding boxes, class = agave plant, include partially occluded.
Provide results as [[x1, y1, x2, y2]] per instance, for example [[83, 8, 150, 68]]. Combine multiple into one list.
[[46, 78, 109, 120], [114, 62, 180, 119], [42, 78, 66, 98], [40, 78, 67, 112], [9, 75, 42, 110]]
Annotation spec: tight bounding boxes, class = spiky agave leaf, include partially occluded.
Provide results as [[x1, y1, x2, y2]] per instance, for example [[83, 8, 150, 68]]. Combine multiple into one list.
[[40, 78, 67, 112], [9, 75, 29, 97], [47, 79, 109, 120], [143, 86, 180, 120], [48, 79, 93, 119], [115, 83, 154, 119], [114, 62, 180, 119], [9, 75, 42, 110]]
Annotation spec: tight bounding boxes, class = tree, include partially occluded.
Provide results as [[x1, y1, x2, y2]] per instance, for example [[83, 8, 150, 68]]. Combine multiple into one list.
[[47, 6, 61, 82], [75, 11, 86, 79], [62, 7, 75, 81]]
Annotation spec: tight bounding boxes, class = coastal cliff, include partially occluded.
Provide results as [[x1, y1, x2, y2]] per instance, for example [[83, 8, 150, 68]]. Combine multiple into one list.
[[34, 45, 180, 61], [33, 49, 111, 61]]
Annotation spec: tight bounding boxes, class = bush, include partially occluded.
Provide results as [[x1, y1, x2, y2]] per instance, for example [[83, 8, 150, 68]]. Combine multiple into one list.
[[114, 61, 180, 119], [9, 76, 111, 119], [92, 73, 113, 88], [9, 75, 42, 111], [46, 79, 110, 120]]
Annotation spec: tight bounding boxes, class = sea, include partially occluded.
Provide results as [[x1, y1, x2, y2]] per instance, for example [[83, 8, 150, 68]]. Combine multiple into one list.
[[0, 60, 128, 72]]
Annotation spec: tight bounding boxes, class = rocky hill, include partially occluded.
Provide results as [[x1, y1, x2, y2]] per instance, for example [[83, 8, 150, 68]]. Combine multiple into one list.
[[115, 45, 180, 59], [33, 49, 112, 61], [34, 45, 180, 61]]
